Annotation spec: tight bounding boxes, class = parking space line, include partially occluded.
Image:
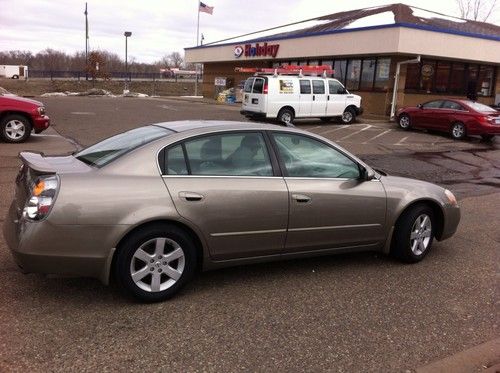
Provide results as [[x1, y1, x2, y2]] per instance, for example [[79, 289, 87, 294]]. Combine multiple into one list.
[[319, 125, 350, 134], [394, 136, 409, 146], [337, 125, 372, 141], [362, 129, 393, 144]]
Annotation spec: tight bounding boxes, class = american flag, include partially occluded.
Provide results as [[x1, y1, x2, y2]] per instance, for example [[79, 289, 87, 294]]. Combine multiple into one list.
[[199, 2, 213, 15]]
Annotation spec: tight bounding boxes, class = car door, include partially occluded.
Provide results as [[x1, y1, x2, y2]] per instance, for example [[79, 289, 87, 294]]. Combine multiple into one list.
[[412, 100, 444, 129], [161, 131, 289, 261], [311, 79, 328, 117], [439, 100, 466, 131], [270, 132, 386, 252], [326, 79, 347, 116], [298, 79, 313, 117]]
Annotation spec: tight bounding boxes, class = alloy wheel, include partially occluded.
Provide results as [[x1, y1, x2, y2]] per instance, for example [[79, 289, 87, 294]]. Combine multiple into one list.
[[342, 111, 353, 123], [5, 120, 26, 140], [410, 214, 432, 256], [452, 123, 465, 139], [399, 115, 410, 129]]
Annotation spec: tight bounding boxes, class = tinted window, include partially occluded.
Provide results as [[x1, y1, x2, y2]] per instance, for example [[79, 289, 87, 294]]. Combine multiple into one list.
[[442, 101, 464, 110], [346, 59, 361, 90], [328, 80, 344, 94], [300, 80, 311, 94], [76, 126, 172, 168], [374, 58, 390, 90], [184, 133, 273, 176], [243, 78, 253, 93], [422, 101, 443, 109], [334, 60, 347, 83], [164, 144, 188, 175], [272, 133, 360, 179], [312, 80, 325, 94], [252, 78, 264, 94], [360, 59, 376, 90]]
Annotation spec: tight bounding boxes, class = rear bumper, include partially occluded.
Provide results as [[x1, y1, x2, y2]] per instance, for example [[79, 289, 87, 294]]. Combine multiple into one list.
[[33, 115, 50, 133], [240, 110, 267, 119]]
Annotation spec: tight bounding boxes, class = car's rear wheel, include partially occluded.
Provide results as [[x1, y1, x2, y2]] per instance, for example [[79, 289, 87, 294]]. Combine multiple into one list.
[[481, 134, 495, 142], [114, 224, 197, 302], [450, 122, 466, 140], [398, 114, 411, 130], [341, 107, 356, 124], [277, 108, 294, 126], [391, 205, 434, 263], [0, 114, 32, 143]]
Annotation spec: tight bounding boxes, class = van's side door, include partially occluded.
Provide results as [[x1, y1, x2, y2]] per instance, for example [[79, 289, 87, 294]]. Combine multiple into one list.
[[298, 79, 313, 117], [326, 79, 347, 116], [311, 80, 328, 117]]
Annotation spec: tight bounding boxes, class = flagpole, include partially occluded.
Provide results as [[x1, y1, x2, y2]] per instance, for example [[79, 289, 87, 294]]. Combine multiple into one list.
[[195, 1, 200, 97], [85, 2, 89, 80]]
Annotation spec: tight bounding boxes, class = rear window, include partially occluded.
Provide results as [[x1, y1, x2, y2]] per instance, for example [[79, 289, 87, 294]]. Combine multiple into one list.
[[76, 126, 173, 167], [312, 80, 325, 94], [243, 78, 254, 93], [252, 78, 265, 93], [466, 101, 497, 113]]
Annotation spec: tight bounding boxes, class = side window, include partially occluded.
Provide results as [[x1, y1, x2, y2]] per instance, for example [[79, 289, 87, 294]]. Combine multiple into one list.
[[299, 80, 311, 94], [312, 80, 325, 94], [442, 101, 464, 110], [422, 100, 444, 109], [272, 133, 360, 179], [184, 133, 273, 176], [243, 78, 253, 93], [163, 144, 188, 175], [252, 78, 264, 94], [328, 80, 345, 94]]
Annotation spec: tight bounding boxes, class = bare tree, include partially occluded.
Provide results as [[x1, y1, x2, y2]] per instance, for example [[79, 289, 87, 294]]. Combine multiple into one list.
[[456, 0, 497, 21]]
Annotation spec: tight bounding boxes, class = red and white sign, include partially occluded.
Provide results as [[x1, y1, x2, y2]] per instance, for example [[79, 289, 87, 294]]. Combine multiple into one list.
[[234, 42, 280, 58]]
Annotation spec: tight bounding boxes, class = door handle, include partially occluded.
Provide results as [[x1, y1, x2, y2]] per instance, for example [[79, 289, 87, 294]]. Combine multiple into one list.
[[327, 95, 330, 100], [179, 191, 204, 201], [292, 194, 311, 203], [313, 95, 316, 101]]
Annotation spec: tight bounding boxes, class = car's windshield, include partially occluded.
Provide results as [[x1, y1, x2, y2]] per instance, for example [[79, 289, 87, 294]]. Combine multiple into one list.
[[465, 101, 497, 113], [75, 125, 173, 167]]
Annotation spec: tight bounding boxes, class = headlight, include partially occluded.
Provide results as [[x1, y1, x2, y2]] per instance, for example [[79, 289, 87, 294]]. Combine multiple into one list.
[[37, 106, 46, 115], [23, 175, 59, 220], [444, 189, 458, 206]]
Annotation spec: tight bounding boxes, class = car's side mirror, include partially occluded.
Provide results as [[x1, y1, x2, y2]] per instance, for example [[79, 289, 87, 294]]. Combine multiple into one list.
[[360, 166, 375, 181], [338, 88, 348, 94], [417, 104, 423, 109]]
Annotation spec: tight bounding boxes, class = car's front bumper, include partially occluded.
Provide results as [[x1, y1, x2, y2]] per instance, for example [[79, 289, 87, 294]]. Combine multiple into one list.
[[2, 200, 119, 284], [33, 115, 50, 134], [440, 203, 461, 241]]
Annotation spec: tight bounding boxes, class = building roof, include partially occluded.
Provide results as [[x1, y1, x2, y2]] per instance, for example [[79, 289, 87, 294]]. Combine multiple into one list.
[[190, 3, 500, 49]]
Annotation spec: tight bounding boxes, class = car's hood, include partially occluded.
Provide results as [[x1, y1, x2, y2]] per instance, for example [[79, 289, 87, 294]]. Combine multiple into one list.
[[0, 95, 43, 107]]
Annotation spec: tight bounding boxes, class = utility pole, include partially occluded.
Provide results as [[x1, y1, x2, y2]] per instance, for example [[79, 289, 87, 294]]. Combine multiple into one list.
[[124, 31, 132, 93], [84, 2, 89, 80]]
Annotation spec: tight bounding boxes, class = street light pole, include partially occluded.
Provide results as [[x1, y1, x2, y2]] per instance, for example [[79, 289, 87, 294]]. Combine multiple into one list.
[[124, 31, 132, 93]]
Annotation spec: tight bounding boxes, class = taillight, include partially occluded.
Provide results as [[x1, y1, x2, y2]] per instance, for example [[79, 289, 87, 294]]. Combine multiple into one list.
[[263, 83, 268, 94], [477, 116, 493, 124], [23, 175, 59, 220]]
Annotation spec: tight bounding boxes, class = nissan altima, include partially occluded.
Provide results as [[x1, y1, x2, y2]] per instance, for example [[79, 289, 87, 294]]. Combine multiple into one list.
[[3, 121, 460, 302]]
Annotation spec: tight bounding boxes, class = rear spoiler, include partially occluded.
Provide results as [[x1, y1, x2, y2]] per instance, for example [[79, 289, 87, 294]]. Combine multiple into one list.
[[19, 151, 56, 174]]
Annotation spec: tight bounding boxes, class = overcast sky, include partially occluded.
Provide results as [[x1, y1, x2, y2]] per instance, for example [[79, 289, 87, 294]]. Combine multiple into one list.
[[0, 0, 498, 63]]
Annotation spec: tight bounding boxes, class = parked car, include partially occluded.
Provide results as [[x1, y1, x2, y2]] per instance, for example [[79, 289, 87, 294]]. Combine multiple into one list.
[[241, 75, 362, 124], [0, 91, 50, 143], [396, 99, 499, 141], [3, 121, 460, 302]]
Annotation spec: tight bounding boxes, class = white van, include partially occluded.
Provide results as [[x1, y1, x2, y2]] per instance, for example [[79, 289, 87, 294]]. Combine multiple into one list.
[[240, 75, 363, 124]]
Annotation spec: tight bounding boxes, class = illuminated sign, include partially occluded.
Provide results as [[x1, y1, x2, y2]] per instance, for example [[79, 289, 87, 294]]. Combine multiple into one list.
[[234, 42, 280, 58]]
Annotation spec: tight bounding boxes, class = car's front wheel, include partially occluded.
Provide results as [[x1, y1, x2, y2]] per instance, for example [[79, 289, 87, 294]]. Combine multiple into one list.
[[398, 114, 411, 130], [341, 107, 356, 124], [0, 114, 32, 143], [114, 224, 197, 302], [391, 205, 435, 263]]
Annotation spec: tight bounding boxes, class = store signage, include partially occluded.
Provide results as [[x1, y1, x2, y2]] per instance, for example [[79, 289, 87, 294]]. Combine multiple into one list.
[[234, 42, 280, 58]]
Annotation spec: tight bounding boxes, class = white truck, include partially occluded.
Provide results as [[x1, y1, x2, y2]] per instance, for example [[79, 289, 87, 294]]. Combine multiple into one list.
[[239, 66, 363, 125], [0, 65, 28, 79]]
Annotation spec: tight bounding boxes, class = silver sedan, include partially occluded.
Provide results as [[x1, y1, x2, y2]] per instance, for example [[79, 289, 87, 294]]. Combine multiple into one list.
[[3, 121, 460, 302]]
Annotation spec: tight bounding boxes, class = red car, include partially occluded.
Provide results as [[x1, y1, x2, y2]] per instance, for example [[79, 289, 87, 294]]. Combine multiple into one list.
[[0, 93, 50, 143], [396, 99, 499, 141]]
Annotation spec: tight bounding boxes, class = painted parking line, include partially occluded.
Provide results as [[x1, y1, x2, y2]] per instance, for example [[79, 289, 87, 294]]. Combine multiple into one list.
[[70, 112, 95, 115], [393, 136, 409, 146], [318, 125, 350, 134], [336, 125, 372, 141], [362, 129, 393, 144]]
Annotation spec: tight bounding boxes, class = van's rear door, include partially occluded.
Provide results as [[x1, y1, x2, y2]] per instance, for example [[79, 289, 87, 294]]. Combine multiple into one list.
[[242, 77, 267, 115]]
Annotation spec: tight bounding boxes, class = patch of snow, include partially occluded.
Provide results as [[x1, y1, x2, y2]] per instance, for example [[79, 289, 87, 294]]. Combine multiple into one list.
[[344, 11, 395, 29], [411, 7, 467, 23], [180, 95, 203, 98], [41, 92, 68, 97]]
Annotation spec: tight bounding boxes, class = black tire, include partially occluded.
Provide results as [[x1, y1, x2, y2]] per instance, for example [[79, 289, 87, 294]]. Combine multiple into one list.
[[12, 74, 19, 79], [114, 223, 198, 302], [481, 134, 494, 142], [341, 107, 356, 124], [398, 114, 411, 130], [450, 122, 466, 140], [391, 204, 435, 263], [277, 108, 294, 126], [320, 117, 332, 123], [0, 114, 32, 143]]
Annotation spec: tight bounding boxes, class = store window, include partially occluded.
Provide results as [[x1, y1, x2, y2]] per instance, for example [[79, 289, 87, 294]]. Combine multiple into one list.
[[478, 66, 494, 96], [435, 62, 451, 93], [346, 59, 361, 90], [420, 60, 435, 93], [449, 63, 465, 94], [334, 60, 347, 83], [374, 58, 391, 90], [360, 59, 376, 90], [308, 60, 319, 66], [405, 63, 421, 91]]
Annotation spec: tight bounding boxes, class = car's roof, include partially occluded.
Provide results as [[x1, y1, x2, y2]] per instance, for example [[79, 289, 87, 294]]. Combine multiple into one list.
[[152, 120, 290, 133]]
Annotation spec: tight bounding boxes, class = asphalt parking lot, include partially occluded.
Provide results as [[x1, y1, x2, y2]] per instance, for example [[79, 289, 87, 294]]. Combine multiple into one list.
[[0, 97, 498, 372]]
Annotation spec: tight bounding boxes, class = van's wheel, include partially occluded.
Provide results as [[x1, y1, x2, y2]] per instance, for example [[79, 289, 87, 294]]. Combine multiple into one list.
[[0, 114, 32, 143], [277, 108, 294, 126], [451, 122, 466, 140], [12, 74, 19, 79], [341, 107, 356, 124], [114, 223, 197, 302], [391, 205, 434, 263], [398, 114, 411, 130]]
